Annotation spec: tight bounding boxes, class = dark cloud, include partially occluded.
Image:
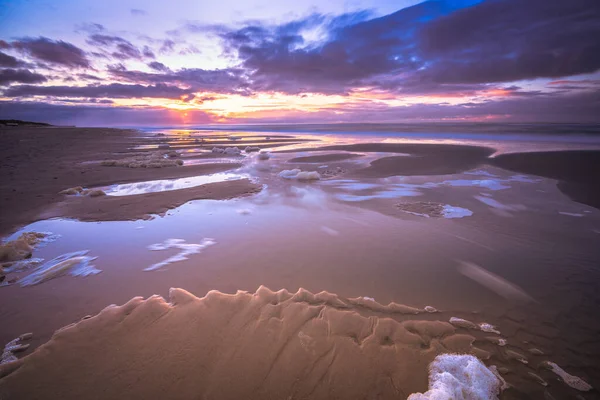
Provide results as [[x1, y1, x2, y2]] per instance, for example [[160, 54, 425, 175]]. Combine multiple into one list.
[[113, 43, 142, 60], [148, 61, 170, 72], [87, 34, 154, 60], [218, 4, 455, 94], [0, 69, 47, 86], [3, 83, 193, 99], [142, 46, 155, 59], [10, 37, 90, 68], [216, 0, 600, 95], [108, 65, 249, 94], [417, 0, 600, 84], [130, 9, 147, 16], [0, 40, 10, 50], [77, 73, 103, 81], [0, 51, 27, 68]]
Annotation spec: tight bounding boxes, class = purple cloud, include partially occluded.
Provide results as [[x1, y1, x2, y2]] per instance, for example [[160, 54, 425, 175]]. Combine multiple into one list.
[[3, 83, 193, 99], [417, 0, 600, 84], [148, 61, 170, 72], [0, 69, 47, 86], [108, 66, 249, 94], [10, 37, 90, 68], [0, 51, 27, 68]]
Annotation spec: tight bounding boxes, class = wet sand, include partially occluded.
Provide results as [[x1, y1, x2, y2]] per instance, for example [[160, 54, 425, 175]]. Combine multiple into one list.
[[491, 150, 600, 209], [289, 153, 364, 163], [1, 126, 600, 399], [0, 127, 256, 235]]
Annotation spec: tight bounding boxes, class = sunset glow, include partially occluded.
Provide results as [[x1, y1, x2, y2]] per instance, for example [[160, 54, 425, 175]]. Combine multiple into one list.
[[1, 0, 598, 125]]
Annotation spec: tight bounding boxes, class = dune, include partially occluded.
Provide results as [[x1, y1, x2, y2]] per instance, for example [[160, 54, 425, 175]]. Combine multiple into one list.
[[0, 286, 504, 400]]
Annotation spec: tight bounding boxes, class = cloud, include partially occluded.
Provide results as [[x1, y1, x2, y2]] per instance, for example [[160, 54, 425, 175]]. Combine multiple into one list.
[[130, 9, 147, 16], [77, 73, 103, 81], [108, 65, 249, 94], [417, 0, 600, 84], [87, 34, 154, 60], [225, 90, 600, 124], [10, 37, 90, 68], [142, 46, 155, 59], [159, 39, 176, 54], [3, 83, 193, 99], [0, 51, 27, 68], [148, 61, 170, 72], [0, 69, 47, 86], [215, 0, 600, 95], [0, 101, 214, 126]]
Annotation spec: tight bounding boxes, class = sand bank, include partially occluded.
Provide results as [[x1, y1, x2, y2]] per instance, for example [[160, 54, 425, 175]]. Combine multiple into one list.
[[40, 179, 261, 222], [279, 143, 495, 177], [490, 150, 600, 209], [0, 126, 251, 235], [0, 286, 505, 400]]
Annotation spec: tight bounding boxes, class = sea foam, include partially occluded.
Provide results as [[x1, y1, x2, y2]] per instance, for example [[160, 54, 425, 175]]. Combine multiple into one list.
[[407, 354, 503, 399]]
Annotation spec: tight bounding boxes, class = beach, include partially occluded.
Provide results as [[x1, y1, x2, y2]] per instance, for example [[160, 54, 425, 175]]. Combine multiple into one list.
[[1, 125, 600, 399]]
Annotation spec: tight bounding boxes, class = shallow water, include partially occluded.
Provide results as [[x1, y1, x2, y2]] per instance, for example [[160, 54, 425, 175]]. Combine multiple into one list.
[[2, 129, 600, 399], [101, 172, 250, 196]]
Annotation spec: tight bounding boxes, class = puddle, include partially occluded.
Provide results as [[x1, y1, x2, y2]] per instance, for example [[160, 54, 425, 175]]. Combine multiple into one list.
[[102, 172, 250, 196]]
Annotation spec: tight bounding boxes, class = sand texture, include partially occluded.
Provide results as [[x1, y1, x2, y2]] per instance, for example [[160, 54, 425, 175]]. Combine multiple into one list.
[[0, 286, 498, 400]]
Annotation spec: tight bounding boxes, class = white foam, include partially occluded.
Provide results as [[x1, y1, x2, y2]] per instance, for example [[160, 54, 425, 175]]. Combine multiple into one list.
[[544, 362, 592, 391], [479, 323, 500, 335], [278, 169, 321, 181], [224, 147, 241, 155], [424, 306, 438, 313], [244, 146, 260, 153], [442, 205, 473, 219], [258, 152, 270, 160], [104, 173, 247, 196], [449, 317, 479, 330], [145, 238, 215, 271], [407, 354, 503, 399], [18, 250, 100, 287]]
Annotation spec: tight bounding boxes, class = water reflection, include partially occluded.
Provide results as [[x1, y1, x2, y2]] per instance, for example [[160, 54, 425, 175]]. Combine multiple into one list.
[[102, 172, 250, 196]]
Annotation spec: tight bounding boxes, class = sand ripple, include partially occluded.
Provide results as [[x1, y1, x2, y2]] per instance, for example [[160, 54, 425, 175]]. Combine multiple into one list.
[[0, 286, 502, 400]]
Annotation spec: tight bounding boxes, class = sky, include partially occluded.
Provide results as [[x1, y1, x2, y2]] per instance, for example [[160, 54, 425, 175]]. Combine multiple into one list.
[[0, 0, 598, 126]]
